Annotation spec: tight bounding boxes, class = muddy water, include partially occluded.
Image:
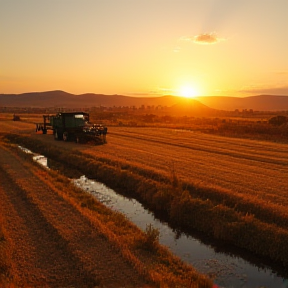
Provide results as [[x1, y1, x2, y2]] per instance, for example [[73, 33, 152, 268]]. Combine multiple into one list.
[[19, 146, 288, 288]]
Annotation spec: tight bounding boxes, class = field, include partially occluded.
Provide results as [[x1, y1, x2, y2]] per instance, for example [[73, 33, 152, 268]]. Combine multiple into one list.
[[91, 127, 287, 205], [0, 116, 213, 288], [1, 113, 288, 285]]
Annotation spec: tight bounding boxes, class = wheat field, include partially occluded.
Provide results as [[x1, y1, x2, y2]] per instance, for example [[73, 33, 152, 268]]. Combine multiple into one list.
[[81, 127, 288, 208]]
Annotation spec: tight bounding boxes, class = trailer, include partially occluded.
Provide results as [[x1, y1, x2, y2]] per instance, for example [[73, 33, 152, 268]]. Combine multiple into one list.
[[36, 112, 107, 143]]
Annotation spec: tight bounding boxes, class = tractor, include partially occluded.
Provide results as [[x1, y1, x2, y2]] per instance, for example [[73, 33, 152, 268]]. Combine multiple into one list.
[[36, 112, 107, 143]]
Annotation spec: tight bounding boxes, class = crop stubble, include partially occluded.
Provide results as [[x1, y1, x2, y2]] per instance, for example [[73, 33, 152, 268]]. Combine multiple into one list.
[[2, 119, 288, 278], [83, 127, 288, 208], [0, 143, 148, 287]]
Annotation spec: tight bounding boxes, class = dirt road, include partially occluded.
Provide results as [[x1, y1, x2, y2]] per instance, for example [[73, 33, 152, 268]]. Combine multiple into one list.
[[0, 143, 148, 287]]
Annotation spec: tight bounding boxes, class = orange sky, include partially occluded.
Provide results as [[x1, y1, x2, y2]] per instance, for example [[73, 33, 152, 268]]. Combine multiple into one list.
[[1, 0, 288, 97]]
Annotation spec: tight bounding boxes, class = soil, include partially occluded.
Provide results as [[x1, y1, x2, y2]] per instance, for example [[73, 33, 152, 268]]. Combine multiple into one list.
[[0, 143, 149, 288]]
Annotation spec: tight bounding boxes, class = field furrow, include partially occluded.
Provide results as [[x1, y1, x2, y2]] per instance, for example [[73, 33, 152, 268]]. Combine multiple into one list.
[[0, 144, 148, 287], [2, 119, 288, 276], [82, 127, 287, 208]]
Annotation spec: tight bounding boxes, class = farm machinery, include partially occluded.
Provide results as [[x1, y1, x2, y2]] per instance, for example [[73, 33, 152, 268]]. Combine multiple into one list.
[[36, 112, 107, 143]]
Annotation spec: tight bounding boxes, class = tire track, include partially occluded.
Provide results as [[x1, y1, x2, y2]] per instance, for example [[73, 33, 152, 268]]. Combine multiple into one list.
[[0, 144, 147, 287], [0, 168, 100, 287], [109, 130, 288, 166]]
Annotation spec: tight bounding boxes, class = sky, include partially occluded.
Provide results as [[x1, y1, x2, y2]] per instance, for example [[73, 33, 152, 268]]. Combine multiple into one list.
[[1, 0, 288, 97]]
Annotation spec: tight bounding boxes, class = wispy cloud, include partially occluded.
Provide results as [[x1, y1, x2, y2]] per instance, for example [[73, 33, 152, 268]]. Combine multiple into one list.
[[179, 36, 193, 42], [153, 87, 175, 95], [127, 87, 174, 97], [239, 85, 288, 96], [180, 33, 225, 45], [275, 70, 288, 75], [173, 46, 181, 53]]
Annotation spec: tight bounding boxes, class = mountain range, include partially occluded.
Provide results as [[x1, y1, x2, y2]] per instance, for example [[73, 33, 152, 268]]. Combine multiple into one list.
[[1, 90, 288, 112], [195, 95, 288, 111]]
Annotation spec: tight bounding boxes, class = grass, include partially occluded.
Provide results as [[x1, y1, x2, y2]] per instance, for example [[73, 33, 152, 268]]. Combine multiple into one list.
[[140, 224, 160, 251]]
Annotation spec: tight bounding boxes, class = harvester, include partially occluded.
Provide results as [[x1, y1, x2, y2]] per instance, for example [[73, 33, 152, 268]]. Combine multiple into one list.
[[36, 112, 107, 143]]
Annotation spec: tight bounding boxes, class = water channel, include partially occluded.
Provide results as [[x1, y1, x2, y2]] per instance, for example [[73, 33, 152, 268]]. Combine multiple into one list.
[[20, 146, 288, 288]]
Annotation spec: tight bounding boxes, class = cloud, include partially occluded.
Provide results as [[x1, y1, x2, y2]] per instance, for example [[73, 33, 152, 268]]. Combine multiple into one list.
[[127, 88, 174, 97], [275, 71, 288, 75], [179, 33, 224, 45], [193, 33, 222, 44], [173, 46, 181, 53], [239, 85, 288, 96], [179, 36, 193, 42], [154, 88, 174, 95]]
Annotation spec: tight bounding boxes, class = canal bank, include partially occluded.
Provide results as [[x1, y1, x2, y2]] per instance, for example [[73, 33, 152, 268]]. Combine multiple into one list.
[[19, 145, 288, 288]]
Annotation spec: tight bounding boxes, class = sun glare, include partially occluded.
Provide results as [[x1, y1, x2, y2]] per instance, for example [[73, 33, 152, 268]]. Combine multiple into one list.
[[178, 85, 198, 98]]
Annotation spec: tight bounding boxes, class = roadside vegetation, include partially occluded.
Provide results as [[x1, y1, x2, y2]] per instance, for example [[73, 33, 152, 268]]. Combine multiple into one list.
[[4, 130, 288, 273]]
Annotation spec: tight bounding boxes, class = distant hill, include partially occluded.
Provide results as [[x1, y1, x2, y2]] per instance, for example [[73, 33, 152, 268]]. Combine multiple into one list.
[[168, 99, 215, 116], [1, 90, 287, 112], [0, 90, 181, 108], [196, 95, 288, 111], [0, 90, 212, 111]]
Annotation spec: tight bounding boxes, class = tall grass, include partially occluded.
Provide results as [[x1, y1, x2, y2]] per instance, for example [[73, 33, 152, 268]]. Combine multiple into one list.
[[140, 224, 160, 251]]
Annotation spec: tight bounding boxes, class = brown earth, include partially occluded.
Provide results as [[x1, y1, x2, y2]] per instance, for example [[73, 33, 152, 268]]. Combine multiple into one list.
[[0, 143, 150, 288]]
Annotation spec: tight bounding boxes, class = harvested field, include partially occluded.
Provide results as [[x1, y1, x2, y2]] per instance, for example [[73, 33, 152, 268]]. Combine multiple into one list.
[[25, 125, 288, 270], [85, 127, 287, 206], [0, 118, 213, 287], [0, 144, 147, 287], [1, 117, 288, 284]]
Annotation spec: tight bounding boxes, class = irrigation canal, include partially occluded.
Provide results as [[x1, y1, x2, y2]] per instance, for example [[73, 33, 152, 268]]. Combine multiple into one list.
[[21, 146, 288, 288]]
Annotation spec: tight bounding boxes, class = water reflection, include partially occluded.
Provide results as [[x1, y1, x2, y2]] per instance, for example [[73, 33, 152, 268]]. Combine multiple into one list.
[[72, 176, 287, 288]]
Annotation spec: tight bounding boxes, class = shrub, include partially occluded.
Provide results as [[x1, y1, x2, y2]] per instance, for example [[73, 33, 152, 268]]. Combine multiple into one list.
[[269, 115, 288, 126], [142, 224, 160, 251]]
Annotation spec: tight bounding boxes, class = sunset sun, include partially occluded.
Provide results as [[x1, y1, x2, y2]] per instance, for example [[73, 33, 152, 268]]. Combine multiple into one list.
[[178, 85, 198, 98]]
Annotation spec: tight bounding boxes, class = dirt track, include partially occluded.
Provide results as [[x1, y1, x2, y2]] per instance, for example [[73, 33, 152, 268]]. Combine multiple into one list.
[[0, 143, 148, 287]]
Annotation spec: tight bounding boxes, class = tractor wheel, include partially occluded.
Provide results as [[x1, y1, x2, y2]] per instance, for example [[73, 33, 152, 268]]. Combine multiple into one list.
[[63, 132, 69, 141], [54, 129, 63, 140]]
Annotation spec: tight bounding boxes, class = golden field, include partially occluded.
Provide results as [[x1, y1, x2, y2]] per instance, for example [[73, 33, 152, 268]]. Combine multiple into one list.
[[1, 112, 288, 286], [0, 116, 213, 288]]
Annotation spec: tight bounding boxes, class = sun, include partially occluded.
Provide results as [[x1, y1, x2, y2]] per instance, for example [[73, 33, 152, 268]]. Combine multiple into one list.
[[178, 85, 198, 98]]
